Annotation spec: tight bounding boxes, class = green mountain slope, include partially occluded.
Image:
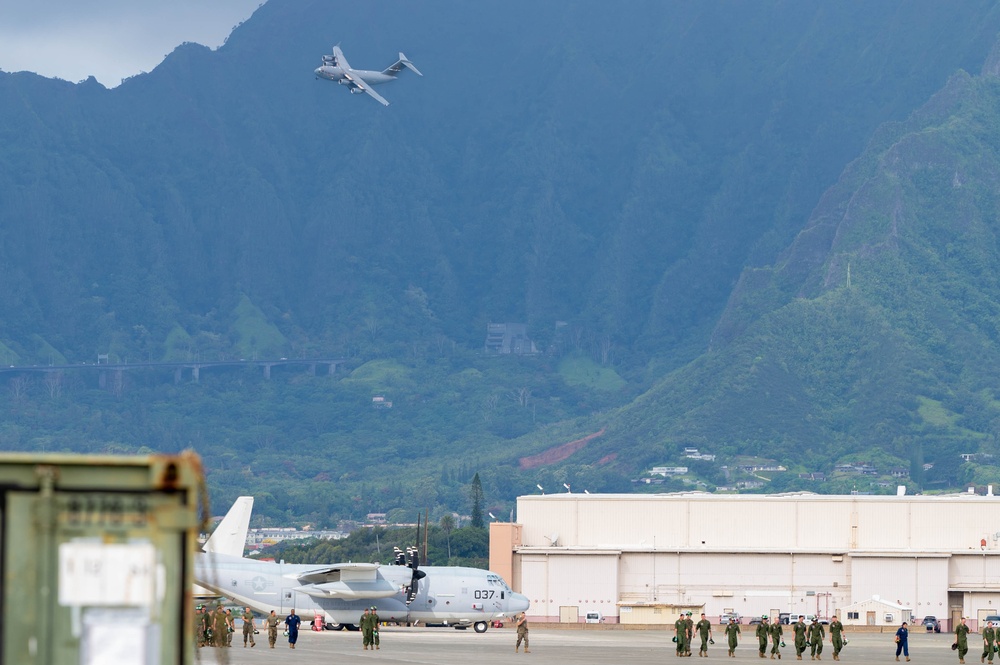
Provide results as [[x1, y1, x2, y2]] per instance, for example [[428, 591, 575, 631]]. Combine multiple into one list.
[[596, 54, 1000, 490], [2, 1, 1000, 519]]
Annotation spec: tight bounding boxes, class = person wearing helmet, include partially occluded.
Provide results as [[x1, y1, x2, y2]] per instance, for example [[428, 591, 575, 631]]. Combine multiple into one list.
[[684, 612, 695, 656]]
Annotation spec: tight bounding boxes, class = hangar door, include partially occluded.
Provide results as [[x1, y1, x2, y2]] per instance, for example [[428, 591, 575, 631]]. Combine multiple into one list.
[[520, 552, 619, 620], [851, 555, 948, 612]]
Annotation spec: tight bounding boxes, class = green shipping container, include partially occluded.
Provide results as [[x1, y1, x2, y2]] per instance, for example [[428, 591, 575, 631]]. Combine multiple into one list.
[[0, 452, 204, 665]]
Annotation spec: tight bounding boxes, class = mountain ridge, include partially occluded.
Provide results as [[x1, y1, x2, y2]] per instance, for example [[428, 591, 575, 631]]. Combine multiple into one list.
[[2, 1, 1000, 519]]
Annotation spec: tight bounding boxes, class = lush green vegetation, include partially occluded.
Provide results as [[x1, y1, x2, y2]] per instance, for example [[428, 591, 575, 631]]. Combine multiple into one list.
[[260, 523, 489, 569], [2, 2, 1000, 522]]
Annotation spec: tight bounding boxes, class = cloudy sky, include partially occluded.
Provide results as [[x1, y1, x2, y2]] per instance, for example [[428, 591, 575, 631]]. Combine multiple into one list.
[[0, 0, 263, 87]]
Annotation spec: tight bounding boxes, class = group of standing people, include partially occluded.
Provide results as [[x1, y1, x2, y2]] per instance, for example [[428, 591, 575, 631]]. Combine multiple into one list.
[[673, 615, 844, 661], [954, 616, 1000, 665], [673, 611, 715, 657], [194, 604, 292, 650], [194, 605, 235, 648], [360, 606, 381, 650]]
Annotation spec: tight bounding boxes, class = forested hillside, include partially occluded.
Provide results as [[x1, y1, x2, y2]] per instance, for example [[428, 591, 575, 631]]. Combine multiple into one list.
[[2, 0, 1000, 522], [588, 50, 1000, 493]]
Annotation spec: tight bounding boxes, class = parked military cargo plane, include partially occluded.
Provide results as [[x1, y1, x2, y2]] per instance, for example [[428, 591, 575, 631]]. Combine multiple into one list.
[[195, 497, 529, 633]]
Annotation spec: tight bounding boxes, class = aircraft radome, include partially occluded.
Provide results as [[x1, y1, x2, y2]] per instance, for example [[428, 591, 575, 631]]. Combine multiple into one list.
[[314, 45, 422, 106], [195, 497, 530, 633]]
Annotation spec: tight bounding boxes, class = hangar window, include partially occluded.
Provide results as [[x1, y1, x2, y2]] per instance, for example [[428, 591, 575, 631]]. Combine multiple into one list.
[[847, 612, 859, 620]]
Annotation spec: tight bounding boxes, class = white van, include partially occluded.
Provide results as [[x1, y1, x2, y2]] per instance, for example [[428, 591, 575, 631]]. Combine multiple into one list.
[[585, 612, 603, 624]]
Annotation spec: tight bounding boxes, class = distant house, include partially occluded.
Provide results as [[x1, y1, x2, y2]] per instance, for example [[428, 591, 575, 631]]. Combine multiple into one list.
[[484, 323, 538, 354], [889, 467, 909, 478], [960, 453, 977, 462], [366, 513, 387, 524], [634, 477, 666, 485], [738, 464, 786, 473], [798, 472, 825, 481], [372, 395, 393, 409], [840, 596, 912, 627], [650, 466, 688, 476], [685, 448, 716, 461], [836, 463, 879, 475]]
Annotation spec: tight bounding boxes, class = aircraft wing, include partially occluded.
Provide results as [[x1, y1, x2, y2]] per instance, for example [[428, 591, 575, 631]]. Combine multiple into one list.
[[287, 562, 380, 585], [286, 562, 400, 599], [343, 71, 390, 106], [331, 45, 349, 70]]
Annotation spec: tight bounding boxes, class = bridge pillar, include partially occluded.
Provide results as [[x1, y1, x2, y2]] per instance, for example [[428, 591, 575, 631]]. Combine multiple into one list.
[[263, 364, 271, 380], [174, 368, 182, 384], [192, 366, 200, 383], [98, 370, 106, 389], [328, 362, 338, 375], [308, 363, 316, 376]]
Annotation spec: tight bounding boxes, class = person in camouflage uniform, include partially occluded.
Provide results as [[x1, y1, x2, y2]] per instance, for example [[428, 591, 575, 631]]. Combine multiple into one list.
[[770, 617, 784, 660], [726, 617, 742, 658], [265, 610, 279, 648], [212, 605, 228, 648], [793, 616, 808, 661], [516, 612, 530, 653], [241, 606, 256, 647], [982, 621, 996, 664], [757, 617, 770, 658], [957, 617, 972, 664], [360, 607, 372, 650], [828, 616, 844, 661], [696, 612, 714, 657], [808, 619, 825, 661], [676, 614, 688, 657]]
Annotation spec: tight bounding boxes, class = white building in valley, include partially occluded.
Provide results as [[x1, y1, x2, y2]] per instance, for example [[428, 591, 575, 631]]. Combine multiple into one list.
[[489, 491, 1000, 629]]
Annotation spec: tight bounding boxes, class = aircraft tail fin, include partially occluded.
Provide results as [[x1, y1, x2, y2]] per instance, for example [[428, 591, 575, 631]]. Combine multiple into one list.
[[204, 496, 254, 557], [383, 52, 423, 77]]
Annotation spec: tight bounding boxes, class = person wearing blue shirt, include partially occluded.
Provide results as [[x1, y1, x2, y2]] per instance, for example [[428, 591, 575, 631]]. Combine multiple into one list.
[[895, 622, 909, 662], [285, 609, 302, 649]]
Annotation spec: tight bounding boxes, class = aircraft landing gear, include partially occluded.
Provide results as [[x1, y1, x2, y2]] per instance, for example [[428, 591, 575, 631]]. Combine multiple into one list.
[[474, 621, 488, 633]]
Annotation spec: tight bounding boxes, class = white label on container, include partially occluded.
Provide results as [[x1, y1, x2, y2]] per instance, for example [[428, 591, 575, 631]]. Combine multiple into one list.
[[59, 541, 155, 606]]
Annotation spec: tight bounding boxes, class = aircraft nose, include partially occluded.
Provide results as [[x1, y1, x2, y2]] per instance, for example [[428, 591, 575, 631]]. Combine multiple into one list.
[[314, 67, 322, 77], [509, 592, 530, 613]]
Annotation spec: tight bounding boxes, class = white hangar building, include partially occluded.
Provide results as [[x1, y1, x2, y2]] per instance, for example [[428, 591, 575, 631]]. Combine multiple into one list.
[[489, 491, 1000, 629]]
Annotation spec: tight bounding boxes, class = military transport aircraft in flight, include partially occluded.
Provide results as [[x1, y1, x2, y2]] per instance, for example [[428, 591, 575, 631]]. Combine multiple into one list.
[[195, 497, 529, 633], [314, 45, 422, 106]]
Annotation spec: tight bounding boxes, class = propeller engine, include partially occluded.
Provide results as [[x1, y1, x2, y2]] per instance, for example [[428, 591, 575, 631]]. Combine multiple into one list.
[[405, 546, 426, 604]]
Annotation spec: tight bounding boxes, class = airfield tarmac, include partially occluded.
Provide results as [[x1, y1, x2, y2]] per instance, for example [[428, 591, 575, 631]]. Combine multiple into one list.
[[193, 626, 969, 665]]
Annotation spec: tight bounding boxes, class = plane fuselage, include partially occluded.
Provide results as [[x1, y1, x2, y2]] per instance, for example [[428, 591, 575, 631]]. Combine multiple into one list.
[[196, 553, 529, 630], [314, 66, 397, 86]]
